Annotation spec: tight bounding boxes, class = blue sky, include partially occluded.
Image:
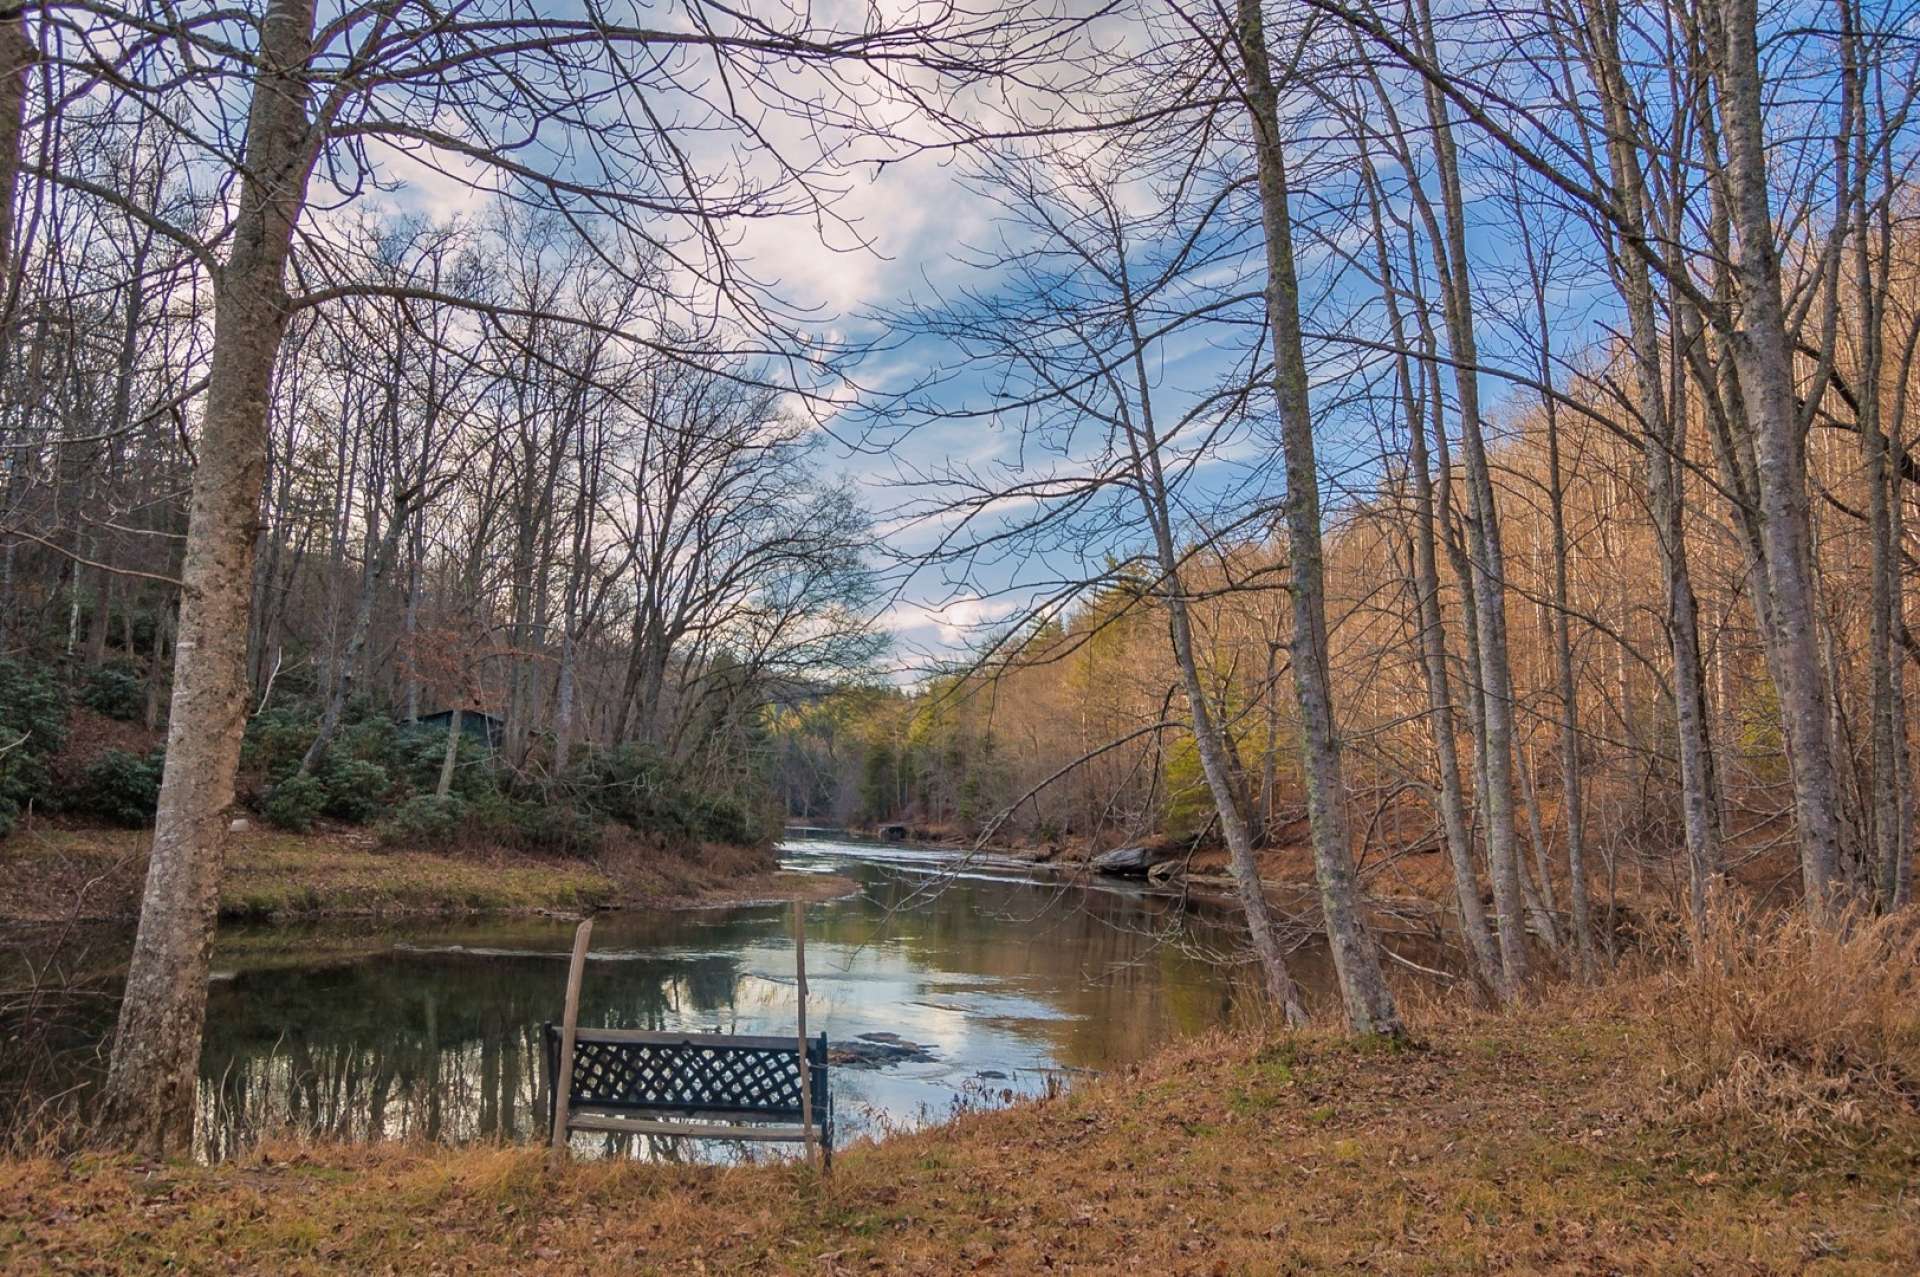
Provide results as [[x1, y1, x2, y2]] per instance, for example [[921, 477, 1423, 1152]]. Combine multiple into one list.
[[325, 0, 1666, 685]]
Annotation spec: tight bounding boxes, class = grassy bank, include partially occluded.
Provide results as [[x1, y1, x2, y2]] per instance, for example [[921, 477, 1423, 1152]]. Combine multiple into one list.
[[0, 824, 848, 925], [4, 958, 1916, 1274]]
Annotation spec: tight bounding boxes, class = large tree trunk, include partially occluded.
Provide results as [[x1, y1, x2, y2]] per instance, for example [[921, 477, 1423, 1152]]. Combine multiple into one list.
[[97, 0, 319, 1153], [1238, 0, 1402, 1037]]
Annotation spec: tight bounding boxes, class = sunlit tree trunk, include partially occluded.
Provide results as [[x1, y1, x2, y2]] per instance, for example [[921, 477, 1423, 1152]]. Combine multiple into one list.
[[1237, 0, 1402, 1036], [437, 708, 463, 799], [98, 0, 321, 1152], [1712, 0, 1848, 916]]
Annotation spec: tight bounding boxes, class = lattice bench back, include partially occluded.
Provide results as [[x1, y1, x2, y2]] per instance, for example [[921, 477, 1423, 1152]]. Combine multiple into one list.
[[542, 1026, 831, 1153]]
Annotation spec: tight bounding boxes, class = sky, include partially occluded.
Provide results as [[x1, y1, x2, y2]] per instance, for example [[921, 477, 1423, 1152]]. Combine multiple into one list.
[[307, 0, 1640, 685]]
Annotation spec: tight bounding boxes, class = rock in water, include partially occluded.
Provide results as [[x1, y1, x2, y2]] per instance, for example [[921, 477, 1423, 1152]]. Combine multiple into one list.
[[829, 1033, 939, 1069], [1091, 846, 1162, 877]]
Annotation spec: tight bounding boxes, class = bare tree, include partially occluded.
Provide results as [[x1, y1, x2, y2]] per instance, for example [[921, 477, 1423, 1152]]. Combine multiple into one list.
[[53, 0, 1059, 1150], [1229, 0, 1403, 1034]]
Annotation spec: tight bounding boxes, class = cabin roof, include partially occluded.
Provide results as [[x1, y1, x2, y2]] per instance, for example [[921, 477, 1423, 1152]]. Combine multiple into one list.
[[418, 706, 504, 723]]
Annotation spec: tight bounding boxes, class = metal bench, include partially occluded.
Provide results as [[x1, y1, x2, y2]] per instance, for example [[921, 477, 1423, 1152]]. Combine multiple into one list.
[[542, 1025, 833, 1164]]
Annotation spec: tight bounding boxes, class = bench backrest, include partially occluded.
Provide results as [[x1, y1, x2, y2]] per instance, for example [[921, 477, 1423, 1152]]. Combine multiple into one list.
[[543, 1025, 830, 1122]]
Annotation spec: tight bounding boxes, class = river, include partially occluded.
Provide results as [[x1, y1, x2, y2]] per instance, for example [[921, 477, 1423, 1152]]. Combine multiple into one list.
[[7, 837, 1361, 1161]]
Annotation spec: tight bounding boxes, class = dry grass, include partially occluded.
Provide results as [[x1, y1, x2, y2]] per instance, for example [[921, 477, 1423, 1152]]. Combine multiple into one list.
[[4, 977, 1918, 1274], [596, 834, 776, 905], [1626, 901, 1920, 1139], [0, 825, 621, 924], [0, 824, 835, 926], [219, 834, 619, 919]]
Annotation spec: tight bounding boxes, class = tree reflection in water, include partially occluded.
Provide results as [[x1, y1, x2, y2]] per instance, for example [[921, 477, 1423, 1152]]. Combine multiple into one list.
[[13, 841, 1446, 1161]]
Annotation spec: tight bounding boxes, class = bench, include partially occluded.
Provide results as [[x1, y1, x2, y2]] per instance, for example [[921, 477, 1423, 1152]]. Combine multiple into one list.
[[542, 1025, 833, 1164]]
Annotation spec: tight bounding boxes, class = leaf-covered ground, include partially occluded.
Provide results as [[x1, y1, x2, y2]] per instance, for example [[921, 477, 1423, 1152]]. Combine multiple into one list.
[[5, 994, 1915, 1274]]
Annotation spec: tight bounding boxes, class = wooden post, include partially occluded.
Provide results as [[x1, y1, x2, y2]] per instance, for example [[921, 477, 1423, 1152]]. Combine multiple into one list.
[[550, 918, 593, 1163], [792, 900, 819, 1171]]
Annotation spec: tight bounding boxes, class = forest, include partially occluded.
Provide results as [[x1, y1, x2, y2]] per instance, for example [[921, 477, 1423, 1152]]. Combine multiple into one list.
[[2, 0, 1919, 1270]]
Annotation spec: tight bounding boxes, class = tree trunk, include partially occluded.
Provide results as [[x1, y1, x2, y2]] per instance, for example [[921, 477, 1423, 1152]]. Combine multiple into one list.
[[1518, 744, 1563, 950], [1839, 5, 1907, 908], [1238, 0, 1402, 1037], [87, 567, 112, 666], [0, 7, 31, 319], [1166, 589, 1306, 1023], [437, 707, 463, 799], [299, 506, 408, 774], [1096, 172, 1305, 1023], [1260, 636, 1282, 842], [1365, 169, 1503, 995], [1582, 0, 1723, 944], [1520, 216, 1598, 973], [1884, 405, 1912, 909], [552, 629, 579, 775], [403, 508, 423, 725], [1714, 0, 1849, 916], [1407, 0, 1529, 986], [97, 0, 319, 1152]]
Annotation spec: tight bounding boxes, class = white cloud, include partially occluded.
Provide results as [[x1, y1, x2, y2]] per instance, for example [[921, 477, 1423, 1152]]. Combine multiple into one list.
[[880, 596, 1021, 649]]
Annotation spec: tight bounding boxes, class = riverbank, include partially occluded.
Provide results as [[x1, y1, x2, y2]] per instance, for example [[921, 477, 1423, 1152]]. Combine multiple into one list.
[[4, 961, 1914, 1274], [0, 823, 855, 926], [864, 826, 1451, 925]]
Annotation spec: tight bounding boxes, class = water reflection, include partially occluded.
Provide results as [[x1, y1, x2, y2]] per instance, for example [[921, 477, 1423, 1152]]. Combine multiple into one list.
[[15, 839, 1304, 1160]]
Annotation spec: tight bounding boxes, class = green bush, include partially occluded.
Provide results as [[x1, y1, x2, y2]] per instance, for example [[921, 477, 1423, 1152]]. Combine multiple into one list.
[[572, 743, 690, 835], [398, 724, 494, 798], [322, 759, 391, 823], [691, 792, 758, 846], [380, 793, 468, 846], [1160, 736, 1214, 843], [262, 772, 327, 832], [75, 748, 165, 826], [568, 744, 768, 846], [0, 661, 68, 836], [77, 662, 146, 721], [337, 715, 401, 768], [242, 706, 319, 783], [378, 789, 600, 857], [507, 799, 602, 857]]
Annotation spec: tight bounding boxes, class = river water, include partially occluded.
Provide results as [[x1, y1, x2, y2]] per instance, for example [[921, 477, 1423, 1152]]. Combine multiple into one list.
[[8, 838, 1328, 1161]]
